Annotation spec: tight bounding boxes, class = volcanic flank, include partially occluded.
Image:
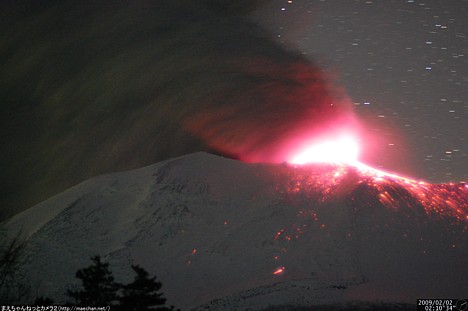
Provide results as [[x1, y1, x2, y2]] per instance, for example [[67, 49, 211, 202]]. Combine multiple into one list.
[[0, 0, 359, 218], [4, 153, 467, 310]]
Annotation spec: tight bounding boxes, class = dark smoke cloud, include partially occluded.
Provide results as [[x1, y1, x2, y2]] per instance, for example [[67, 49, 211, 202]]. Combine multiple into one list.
[[0, 0, 356, 218]]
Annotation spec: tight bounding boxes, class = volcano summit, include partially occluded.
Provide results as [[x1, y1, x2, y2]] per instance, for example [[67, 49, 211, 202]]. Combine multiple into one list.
[[3, 153, 467, 310]]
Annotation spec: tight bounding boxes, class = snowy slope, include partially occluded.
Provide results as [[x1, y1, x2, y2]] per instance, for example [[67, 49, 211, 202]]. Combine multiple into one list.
[[4, 152, 467, 310]]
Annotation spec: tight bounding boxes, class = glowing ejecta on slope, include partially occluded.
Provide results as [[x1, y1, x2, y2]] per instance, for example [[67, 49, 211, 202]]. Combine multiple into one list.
[[289, 136, 360, 165], [287, 134, 419, 182], [273, 267, 285, 275]]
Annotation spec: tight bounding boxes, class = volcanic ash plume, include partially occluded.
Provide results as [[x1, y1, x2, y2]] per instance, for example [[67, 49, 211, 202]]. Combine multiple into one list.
[[0, 0, 357, 215]]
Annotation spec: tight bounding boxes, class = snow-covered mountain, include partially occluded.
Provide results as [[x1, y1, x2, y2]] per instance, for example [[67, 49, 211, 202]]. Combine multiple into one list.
[[4, 152, 467, 310]]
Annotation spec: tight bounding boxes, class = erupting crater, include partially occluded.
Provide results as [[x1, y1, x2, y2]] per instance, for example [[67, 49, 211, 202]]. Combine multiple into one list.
[[289, 135, 360, 165]]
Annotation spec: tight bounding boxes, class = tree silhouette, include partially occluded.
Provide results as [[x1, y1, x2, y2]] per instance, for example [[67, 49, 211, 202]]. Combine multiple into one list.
[[118, 265, 169, 311], [66, 256, 177, 310], [0, 228, 30, 303], [66, 256, 119, 306]]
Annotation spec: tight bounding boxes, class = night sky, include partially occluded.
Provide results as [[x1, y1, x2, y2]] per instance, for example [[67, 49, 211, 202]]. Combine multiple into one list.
[[254, 0, 468, 182], [1, 0, 466, 218]]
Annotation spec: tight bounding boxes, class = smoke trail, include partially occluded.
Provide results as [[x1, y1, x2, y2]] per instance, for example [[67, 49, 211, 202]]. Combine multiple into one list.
[[0, 0, 357, 216]]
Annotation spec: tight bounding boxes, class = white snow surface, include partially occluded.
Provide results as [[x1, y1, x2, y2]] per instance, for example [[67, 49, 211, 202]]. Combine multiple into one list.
[[4, 152, 467, 310]]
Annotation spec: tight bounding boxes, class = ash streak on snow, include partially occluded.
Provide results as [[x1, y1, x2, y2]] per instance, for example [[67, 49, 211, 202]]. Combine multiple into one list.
[[0, 0, 356, 217]]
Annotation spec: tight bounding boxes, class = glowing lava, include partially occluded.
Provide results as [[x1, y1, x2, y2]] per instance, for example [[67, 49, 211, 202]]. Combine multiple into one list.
[[273, 267, 285, 275], [287, 134, 415, 183], [290, 136, 360, 165], [271, 134, 466, 279], [283, 134, 467, 218]]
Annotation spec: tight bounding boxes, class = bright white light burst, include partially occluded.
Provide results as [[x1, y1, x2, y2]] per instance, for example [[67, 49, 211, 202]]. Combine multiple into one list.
[[289, 136, 359, 165]]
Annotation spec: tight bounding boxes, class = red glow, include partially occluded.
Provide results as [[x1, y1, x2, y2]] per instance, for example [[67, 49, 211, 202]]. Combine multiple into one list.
[[274, 229, 285, 240], [289, 135, 360, 165], [273, 267, 285, 275], [284, 128, 419, 185], [268, 159, 466, 279], [272, 161, 467, 222], [260, 109, 466, 279]]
